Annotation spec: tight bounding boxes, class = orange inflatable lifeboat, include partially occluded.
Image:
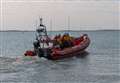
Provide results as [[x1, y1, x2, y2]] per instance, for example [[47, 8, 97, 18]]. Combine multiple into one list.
[[47, 34, 90, 60]]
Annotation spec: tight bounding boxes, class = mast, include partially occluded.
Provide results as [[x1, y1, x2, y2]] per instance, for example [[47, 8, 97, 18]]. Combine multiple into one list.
[[67, 16, 70, 33], [40, 18, 43, 27], [50, 18, 52, 32]]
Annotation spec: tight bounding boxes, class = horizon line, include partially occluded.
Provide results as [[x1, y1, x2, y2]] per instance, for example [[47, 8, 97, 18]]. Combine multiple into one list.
[[0, 29, 120, 32]]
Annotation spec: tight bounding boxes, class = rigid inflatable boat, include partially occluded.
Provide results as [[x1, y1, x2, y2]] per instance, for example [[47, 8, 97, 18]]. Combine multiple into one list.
[[24, 18, 90, 60], [49, 35, 90, 60]]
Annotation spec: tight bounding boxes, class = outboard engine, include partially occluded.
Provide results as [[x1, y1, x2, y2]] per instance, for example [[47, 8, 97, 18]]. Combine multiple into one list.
[[37, 48, 52, 58], [33, 40, 40, 49]]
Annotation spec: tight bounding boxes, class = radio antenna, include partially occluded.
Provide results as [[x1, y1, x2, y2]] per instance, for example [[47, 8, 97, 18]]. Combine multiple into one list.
[[68, 16, 70, 33]]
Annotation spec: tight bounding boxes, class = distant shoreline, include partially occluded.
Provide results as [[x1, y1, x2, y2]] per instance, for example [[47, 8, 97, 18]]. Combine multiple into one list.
[[0, 29, 119, 32]]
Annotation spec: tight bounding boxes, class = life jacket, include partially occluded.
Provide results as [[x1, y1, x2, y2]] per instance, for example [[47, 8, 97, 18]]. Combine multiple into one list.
[[62, 35, 70, 42], [57, 38, 62, 44]]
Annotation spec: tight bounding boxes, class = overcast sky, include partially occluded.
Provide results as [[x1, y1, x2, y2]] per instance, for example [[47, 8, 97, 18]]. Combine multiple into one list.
[[0, 0, 119, 31]]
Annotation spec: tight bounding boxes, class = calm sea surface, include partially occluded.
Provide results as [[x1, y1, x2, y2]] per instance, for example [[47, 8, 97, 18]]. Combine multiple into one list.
[[0, 30, 120, 83]]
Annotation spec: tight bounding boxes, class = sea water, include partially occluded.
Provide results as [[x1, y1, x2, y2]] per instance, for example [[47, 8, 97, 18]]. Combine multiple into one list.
[[0, 30, 120, 83]]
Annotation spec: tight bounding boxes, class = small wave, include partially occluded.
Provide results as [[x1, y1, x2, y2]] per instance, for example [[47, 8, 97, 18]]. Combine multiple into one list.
[[0, 56, 40, 73]]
